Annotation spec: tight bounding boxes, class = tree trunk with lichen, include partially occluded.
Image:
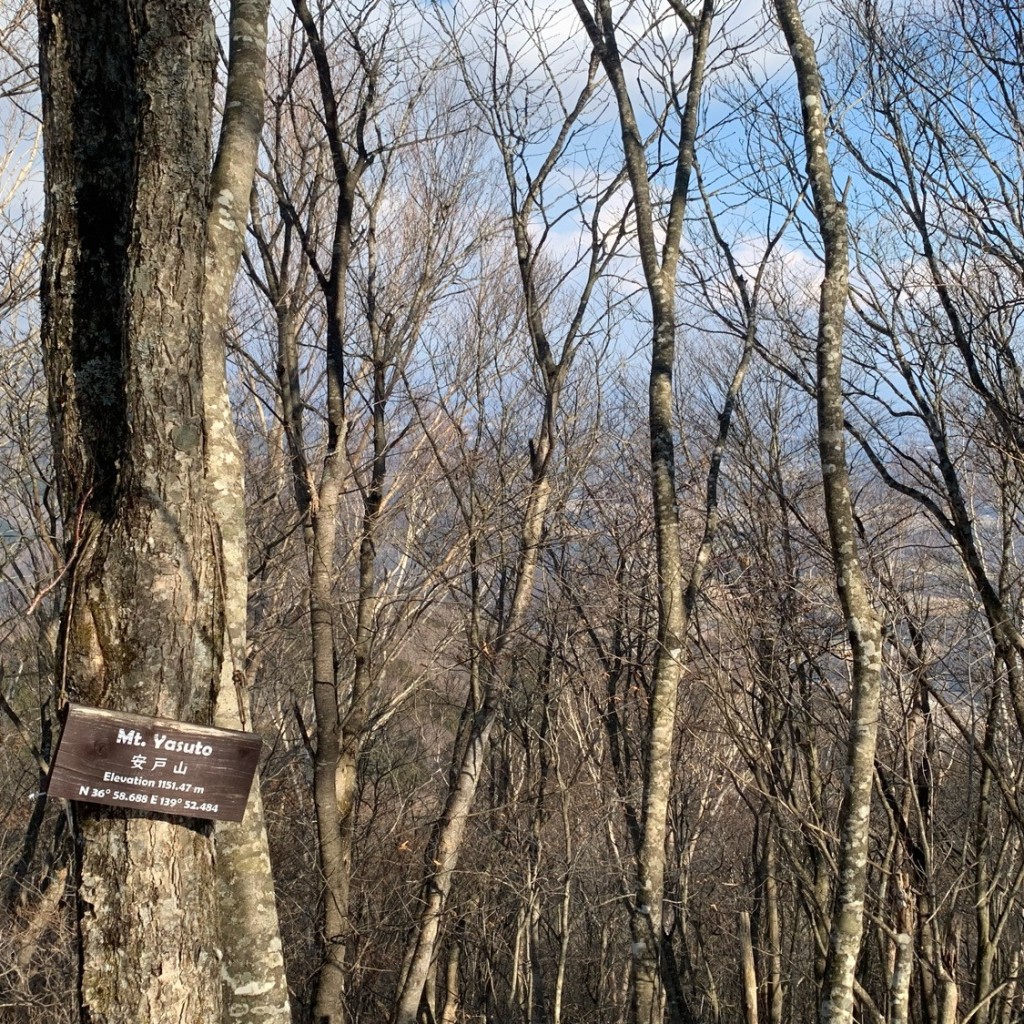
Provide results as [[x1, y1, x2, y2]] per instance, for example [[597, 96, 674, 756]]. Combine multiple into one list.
[[770, 1, 884, 1022], [569, 3, 713, 1021], [39, 2, 223, 1021], [202, 1, 291, 1021]]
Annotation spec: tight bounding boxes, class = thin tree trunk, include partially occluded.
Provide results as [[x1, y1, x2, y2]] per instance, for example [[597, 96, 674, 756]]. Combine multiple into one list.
[[553, 755, 574, 1024], [285, 5, 373, 1018], [996, 949, 1018, 1024], [770, 2, 884, 1023], [740, 911, 760, 1024], [307, 292, 351, 1024], [765, 829, 784, 1024], [439, 938, 461, 1024], [973, 687, 999, 1024], [391, 702, 499, 1024], [201, 3, 291, 1021], [391, 434, 554, 1024], [938, 968, 958, 1024], [890, 883, 913, 1024], [891, 939, 913, 1024], [568, 3, 713, 1020], [391, 30, 606, 1013]]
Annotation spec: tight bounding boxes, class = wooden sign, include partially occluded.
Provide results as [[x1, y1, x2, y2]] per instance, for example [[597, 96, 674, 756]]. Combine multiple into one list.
[[47, 704, 262, 822]]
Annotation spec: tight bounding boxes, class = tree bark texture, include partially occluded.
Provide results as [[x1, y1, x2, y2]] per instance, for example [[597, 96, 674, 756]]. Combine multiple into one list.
[[570, 3, 712, 1021], [770, 1, 884, 1022], [202, 2, 291, 1021], [38, 2, 224, 1022]]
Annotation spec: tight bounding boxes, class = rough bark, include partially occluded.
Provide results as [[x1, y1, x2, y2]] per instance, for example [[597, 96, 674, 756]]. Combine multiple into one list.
[[890, 924, 912, 1024], [38, 2, 222, 1021], [202, 2, 291, 1021], [770, 1, 884, 1022]]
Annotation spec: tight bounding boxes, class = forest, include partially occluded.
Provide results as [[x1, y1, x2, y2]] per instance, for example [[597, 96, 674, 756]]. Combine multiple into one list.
[[2, 1, 1024, 1023]]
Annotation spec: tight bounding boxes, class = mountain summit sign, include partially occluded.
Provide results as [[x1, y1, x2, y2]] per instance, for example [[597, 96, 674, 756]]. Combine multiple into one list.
[[48, 704, 263, 821]]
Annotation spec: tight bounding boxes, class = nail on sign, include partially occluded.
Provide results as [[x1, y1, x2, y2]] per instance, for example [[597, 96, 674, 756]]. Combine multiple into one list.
[[47, 704, 262, 822]]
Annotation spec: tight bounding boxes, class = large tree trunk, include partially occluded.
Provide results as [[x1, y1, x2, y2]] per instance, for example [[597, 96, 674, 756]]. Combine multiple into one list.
[[38, 2, 223, 1021]]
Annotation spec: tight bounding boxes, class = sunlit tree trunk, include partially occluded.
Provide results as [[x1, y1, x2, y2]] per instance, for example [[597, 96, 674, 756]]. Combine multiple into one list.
[[391, 16, 615, 1017], [391, 467, 553, 1024], [283, 6, 371, 1019], [740, 911, 759, 1024], [569, 2, 713, 1020], [38, 2, 222, 1020], [770, 1, 884, 1022], [201, 2, 291, 1021]]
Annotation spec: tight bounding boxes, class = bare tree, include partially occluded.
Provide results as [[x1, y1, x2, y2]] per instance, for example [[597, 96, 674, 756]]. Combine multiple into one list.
[[567, 2, 720, 1020], [201, 3, 292, 1020], [243, 6, 492, 1019], [767, 1, 884, 1021], [391, 5, 628, 1018]]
